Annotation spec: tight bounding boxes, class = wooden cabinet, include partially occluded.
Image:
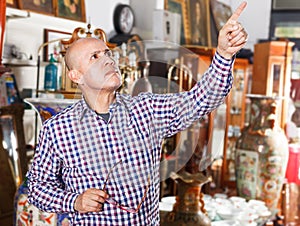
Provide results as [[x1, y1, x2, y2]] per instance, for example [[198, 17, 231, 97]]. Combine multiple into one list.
[[251, 41, 294, 128]]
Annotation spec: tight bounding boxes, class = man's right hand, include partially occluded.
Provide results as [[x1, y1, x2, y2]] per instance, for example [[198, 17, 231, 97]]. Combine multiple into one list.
[[74, 188, 109, 213], [216, 1, 248, 59]]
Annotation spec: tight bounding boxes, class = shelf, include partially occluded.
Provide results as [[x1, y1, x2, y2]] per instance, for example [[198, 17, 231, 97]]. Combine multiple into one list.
[[6, 7, 30, 20], [3, 58, 36, 67]]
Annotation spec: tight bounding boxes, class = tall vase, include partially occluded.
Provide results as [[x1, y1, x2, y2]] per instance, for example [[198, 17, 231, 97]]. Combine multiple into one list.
[[14, 178, 70, 226], [161, 170, 212, 226], [235, 94, 289, 214], [14, 98, 76, 225]]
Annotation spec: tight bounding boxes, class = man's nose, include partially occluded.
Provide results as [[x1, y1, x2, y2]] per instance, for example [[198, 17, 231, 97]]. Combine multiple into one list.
[[104, 56, 116, 66]]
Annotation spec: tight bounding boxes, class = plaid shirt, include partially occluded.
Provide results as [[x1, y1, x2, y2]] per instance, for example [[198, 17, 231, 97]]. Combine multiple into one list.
[[27, 52, 233, 225]]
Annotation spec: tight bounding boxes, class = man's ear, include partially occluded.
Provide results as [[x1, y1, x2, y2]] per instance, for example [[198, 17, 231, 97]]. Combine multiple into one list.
[[68, 69, 83, 85]]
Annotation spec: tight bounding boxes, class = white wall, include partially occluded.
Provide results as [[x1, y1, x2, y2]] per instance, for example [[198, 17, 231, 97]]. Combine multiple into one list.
[[85, 0, 129, 38], [228, 0, 272, 50], [130, 0, 165, 39]]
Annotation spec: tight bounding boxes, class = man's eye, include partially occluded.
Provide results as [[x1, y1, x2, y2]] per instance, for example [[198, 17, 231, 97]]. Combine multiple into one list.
[[91, 54, 99, 60], [106, 50, 113, 57], [104, 50, 113, 57]]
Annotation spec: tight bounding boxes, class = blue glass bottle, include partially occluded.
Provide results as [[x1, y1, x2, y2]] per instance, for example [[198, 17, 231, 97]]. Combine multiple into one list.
[[44, 54, 57, 91]]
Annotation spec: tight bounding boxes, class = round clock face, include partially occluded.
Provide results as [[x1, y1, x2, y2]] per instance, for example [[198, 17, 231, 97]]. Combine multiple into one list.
[[113, 4, 135, 34]]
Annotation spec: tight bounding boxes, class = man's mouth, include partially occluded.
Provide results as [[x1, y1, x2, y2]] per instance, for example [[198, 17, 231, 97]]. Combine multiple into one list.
[[105, 68, 120, 76]]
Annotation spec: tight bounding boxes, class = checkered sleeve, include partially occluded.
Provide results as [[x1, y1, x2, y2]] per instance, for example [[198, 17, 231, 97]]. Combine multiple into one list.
[[27, 123, 79, 213], [151, 51, 234, 137]]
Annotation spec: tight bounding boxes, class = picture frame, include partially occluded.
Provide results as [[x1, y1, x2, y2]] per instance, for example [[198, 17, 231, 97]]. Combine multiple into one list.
[[210, 0, 232, 31], [6, 0, 19, 8], [188, 0, 211, 47], [19, 0, 54, 15], [165, 0, 190, 44], [55, 0, 86, 22], [43, 29, 72, 62]]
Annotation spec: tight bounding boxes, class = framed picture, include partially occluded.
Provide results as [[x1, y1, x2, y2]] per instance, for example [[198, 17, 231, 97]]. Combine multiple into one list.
[[43, 29, 71, 62], [165, 0, 190, 44], [188, 0, 211, 47], [210, 0, 232, 31], [56, 0, 86, 22], [19, 0, 54, 15], [6, 0, 19, 8]]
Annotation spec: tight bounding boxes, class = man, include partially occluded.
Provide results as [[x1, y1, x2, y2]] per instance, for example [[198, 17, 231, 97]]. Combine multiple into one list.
[[27, 2, 248, 225]]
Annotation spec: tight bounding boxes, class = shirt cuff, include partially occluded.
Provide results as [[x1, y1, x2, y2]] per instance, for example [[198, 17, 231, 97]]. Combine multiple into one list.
[[62, 192, 79, 212], [212, 51, 235, 74]]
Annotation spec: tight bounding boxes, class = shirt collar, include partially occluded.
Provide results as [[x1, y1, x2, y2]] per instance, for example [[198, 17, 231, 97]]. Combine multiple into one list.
[[77, 93, 126, 121]]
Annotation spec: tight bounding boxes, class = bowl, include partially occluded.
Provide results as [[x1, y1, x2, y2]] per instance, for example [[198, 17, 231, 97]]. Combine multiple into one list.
[[217, 208, 243, 220], [214, 193, 228, 199], [212, 220, 240, 226], [229, 196, 246, 203], [161, 196, 176, 205], [159, 202, 173, 212]]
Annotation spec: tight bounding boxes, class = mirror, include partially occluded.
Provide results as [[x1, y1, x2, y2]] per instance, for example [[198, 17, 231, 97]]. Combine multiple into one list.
[[0, 115, 22, 186], [271, 63, 282, 96], [0, 104, 27, 185]]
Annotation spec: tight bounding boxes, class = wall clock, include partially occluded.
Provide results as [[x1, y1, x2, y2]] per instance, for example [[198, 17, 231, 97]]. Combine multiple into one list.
[[113, 4, 135, 34]]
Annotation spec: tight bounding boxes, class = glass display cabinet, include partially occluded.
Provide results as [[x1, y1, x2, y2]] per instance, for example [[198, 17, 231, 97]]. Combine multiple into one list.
[[251, 40, 294, 128]]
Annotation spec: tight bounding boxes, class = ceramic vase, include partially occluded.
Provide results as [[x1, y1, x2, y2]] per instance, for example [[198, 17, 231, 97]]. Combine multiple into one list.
[[235, 94, 289, 213], [14, 98, 75, 225], [14, 178, 70, 225]]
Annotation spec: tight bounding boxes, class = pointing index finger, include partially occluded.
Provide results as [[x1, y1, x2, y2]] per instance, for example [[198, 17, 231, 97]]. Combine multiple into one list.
[[229, 1, 247, 22]]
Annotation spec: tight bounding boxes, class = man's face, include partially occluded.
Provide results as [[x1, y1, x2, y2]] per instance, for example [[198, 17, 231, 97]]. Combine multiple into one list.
[[74, 38, 122, 93]]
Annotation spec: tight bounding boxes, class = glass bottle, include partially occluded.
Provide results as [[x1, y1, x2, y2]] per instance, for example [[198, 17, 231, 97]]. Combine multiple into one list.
[[44, 54, 58, 91]]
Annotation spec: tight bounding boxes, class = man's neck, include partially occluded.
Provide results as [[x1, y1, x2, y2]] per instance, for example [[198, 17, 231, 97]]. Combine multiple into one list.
[[84, 91, 116, 114]]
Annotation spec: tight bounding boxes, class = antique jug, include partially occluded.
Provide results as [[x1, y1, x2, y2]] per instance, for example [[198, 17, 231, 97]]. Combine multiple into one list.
[[161, 170, 212, 226], [235, 94, 289, 213]]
